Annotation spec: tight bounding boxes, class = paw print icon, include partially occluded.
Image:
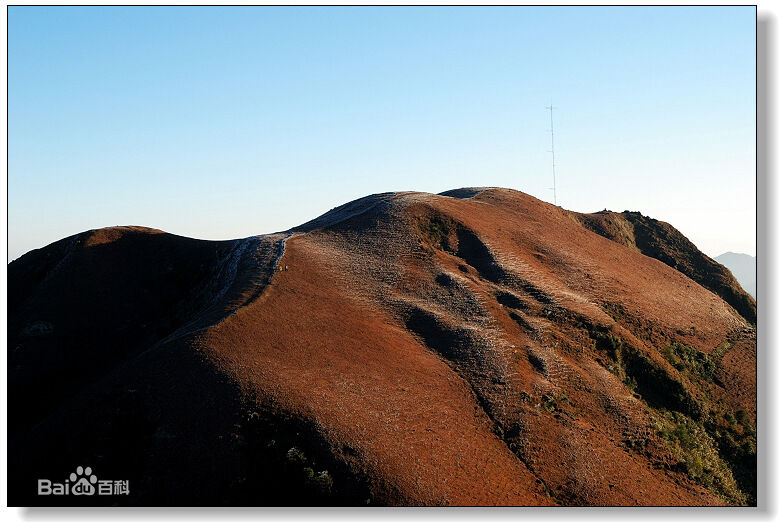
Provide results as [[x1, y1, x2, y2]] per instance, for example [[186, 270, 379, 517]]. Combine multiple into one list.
[[70, 466, 97, 495]]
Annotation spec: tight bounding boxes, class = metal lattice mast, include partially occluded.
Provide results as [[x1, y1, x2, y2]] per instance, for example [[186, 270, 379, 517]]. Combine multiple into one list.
[[546, 104, 557, 205]]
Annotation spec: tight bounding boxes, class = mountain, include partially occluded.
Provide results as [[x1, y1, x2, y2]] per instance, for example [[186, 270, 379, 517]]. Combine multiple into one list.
[[570, 211, 756, 324], [714, 252, 756, 299], [8, 188, 756, 506]]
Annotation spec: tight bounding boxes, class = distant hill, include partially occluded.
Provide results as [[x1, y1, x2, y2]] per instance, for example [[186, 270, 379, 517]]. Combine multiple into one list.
[[8, 188, 756, 506], [714, 252, 756, 299]]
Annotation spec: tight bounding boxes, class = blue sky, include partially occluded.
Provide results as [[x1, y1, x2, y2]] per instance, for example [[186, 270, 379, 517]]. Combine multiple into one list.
[[8, 6, 755, 260]]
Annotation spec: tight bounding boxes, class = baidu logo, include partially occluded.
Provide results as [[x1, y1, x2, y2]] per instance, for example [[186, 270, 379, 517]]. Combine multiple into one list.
[[69, 466, 97, 495], [38, 466, 129, 496]]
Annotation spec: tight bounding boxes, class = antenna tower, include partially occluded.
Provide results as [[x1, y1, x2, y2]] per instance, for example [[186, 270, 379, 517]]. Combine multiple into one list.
[[546, 104, 557, 205]]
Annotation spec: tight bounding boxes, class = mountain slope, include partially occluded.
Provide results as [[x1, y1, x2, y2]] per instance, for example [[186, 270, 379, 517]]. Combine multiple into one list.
[[570, 211, 756, 325], [8, 189, 756, 506]]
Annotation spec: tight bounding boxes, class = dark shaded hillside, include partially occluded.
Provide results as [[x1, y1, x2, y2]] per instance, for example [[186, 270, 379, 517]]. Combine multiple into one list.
[[8, 226, 361, 505], [571, 211, 756, 325], [8, 226, 251, 438]]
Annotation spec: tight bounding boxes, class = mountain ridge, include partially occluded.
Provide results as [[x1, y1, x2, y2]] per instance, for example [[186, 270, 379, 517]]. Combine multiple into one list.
[[569, 209, 756, 324], [8, 187, 756, 506]]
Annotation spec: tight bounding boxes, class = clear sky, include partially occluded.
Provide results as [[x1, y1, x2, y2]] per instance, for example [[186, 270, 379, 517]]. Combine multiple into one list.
[[8, 6, 756, 261]]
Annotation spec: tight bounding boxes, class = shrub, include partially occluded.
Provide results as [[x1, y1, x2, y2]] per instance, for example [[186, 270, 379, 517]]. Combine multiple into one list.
[[652, 410, 747, 505], [286, 446, 307, 464], [417, 217, 452, 251], [313, 470, 334, 494], [662, 341, 716, 381]]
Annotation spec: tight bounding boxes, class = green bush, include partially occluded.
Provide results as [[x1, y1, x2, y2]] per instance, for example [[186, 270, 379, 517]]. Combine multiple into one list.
[[653, 410, 747, 505], [417, 217, 452, 250], [662, 341, 716, 381]]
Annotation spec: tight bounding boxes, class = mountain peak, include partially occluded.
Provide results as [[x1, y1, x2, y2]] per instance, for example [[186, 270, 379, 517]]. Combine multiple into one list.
[[9, 188, 756, 506]]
